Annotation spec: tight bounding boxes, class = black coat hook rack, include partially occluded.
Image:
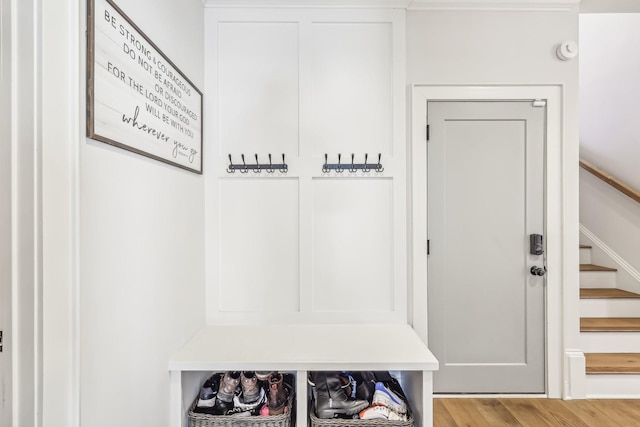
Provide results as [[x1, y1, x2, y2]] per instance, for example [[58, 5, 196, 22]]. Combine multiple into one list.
[[322, 153, 383, 173], [226, 153, 288, 174]]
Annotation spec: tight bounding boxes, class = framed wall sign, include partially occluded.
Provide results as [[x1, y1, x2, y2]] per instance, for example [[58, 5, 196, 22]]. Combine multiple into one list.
[[87, 0, 203, 173]]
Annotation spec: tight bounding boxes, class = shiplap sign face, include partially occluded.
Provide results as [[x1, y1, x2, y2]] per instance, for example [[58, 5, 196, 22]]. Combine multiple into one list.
[[87, 0, 203, 173]]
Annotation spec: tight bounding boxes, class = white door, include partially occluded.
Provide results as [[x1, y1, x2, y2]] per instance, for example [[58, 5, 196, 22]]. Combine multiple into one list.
[[427, 101, 546, 393], [0, 0, 11, 422]]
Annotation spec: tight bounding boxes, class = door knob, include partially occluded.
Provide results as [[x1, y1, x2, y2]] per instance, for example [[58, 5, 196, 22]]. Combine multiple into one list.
[[530, 266, 546, 276]]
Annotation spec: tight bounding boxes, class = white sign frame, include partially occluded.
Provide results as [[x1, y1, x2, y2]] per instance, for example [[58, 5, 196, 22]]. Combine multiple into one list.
[[87, 0, 203, 174]]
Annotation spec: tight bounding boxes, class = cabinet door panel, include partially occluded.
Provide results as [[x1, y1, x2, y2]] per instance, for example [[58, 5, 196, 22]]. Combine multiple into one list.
[[219, 22, 299, 156], [310, 22, 392, 156], [312, 178, 393, 312], [219, 179, 299, 313]]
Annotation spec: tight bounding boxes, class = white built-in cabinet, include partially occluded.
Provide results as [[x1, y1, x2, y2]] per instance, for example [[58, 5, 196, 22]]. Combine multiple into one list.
[[204, 8, 407, 324], [170, 7, 437, 427]]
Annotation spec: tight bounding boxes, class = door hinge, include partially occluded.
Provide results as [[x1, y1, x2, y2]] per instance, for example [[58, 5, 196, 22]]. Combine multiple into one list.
[[426, 124, 430, 141], [427, 239, 430, 255], [0, 330, 3, 352]]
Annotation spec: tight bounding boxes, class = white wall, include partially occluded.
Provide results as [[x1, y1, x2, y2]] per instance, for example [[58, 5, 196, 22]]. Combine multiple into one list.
[[78, 0, 205, 426], [580, 170, 640, 295], [580, 13, 640, 191], [406, 8, 581, 398]]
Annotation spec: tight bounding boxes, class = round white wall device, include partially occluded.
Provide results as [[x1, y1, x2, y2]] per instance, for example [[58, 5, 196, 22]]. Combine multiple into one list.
[[557, 41, 578, 61]]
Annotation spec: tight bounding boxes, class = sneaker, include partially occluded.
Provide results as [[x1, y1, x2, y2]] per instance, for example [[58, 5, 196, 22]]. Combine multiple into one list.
[[359, 405, 407, 421], [372, 382, 407, 414], [225, 406, 253, 417], [217, 371, 241, 403], [234, 387, 266, 412], [196, 374, 220, 408]]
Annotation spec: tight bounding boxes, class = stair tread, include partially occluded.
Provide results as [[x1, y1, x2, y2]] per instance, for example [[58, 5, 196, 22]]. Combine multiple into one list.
[[580, 245, 592, 249], [585, 353, 640, 374], [580, 264, 617, 272], [580, 288, 640, 299], [581, 317, 640, 332]]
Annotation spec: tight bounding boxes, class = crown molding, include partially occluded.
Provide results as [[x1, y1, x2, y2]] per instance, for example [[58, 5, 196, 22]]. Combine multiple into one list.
[[203, 0, 579, 10], [204, 0, 412, 8], [407, 0, 580, 11], [580, 0, 640, 13]]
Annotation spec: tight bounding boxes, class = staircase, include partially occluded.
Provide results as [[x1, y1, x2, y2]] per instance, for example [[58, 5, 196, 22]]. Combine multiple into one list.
[[579, 244, 640, 397]]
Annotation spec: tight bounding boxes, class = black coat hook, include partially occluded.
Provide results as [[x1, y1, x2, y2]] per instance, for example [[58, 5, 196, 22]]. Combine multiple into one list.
[[337, 153, 343, 173], [267, 154, 274, 173], [227, 154, 235, 173], [376, 153, 384, 172], [350, 153, 357, 173], [241, 154, 248, 173], [254, 154, 261, 173]]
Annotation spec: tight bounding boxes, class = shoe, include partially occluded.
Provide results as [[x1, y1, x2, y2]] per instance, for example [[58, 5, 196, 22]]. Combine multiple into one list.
[[313, 371, 369, 419], [217, 371, 241, 403], [195, 374, 220, 408], [241, 371, 261, 403], [225, 406, 253, 417], [359, 405, 407, 421], [234, 387, 266, 413], [353, 371, 376, 402], [339, 372, 356, 399], [212, 398, 234, 415], [372, 382, 407, 414], [255, 371, 275, 381], [266, 372, 289, 415]]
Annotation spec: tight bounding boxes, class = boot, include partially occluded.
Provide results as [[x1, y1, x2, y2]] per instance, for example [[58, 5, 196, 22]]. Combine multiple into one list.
[[353, 371, 376, 402], [241, 371, 260, 403], [314, 371, 369, 419], [255, 371, 275, 381], [266, 372, 288, 415], [217, 371, 241, 403]]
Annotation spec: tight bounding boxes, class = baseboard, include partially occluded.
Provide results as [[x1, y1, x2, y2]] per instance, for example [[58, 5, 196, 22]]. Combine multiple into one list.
[[434, 394, 547, 398], [586, 374, 640, 398], [580, 225, 640, 295], [564, 350, 586, 400]]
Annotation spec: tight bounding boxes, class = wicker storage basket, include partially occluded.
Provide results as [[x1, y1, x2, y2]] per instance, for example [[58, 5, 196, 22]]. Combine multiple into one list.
[[188, 398, 293, 427], [309, 411, 413, 427], [188, 377, 295, 427]]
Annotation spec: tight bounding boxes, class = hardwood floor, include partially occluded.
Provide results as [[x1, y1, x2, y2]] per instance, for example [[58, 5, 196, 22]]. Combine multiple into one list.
[[434, 398, 640, 426]]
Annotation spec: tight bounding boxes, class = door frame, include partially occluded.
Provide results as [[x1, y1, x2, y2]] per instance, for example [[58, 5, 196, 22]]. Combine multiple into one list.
[[410, 85, 583, 399], [1, 0, 12, 423]]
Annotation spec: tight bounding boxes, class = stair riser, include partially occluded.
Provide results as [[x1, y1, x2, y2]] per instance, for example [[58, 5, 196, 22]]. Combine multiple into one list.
[[580, 332, 640, 353], [586, 374, 640, 398], [579, 248, 592, 264], [580, 271, 617, 288], [580, 299, 640, 318]]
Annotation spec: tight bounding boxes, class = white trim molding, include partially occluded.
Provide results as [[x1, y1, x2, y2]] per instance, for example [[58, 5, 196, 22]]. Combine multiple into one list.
[[204, 0, 412, 8], [407, 0, 579, 11], [565, 350, 587, 400], [411, 84, 575, 399], [203, 0, 579, 10]]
